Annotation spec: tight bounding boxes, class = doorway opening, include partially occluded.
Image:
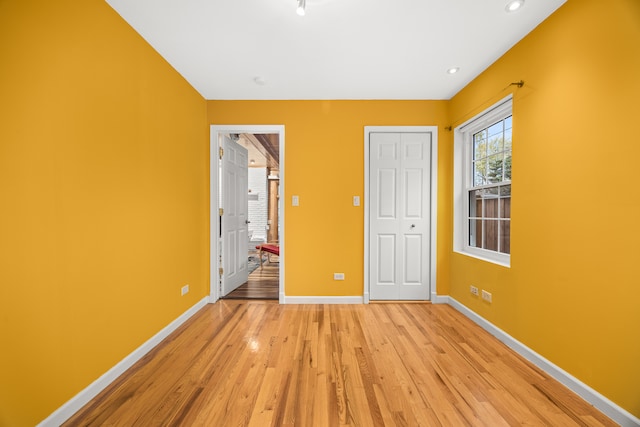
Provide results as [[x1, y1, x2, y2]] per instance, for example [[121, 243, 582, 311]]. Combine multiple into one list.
[[210, 125, 284, 303]]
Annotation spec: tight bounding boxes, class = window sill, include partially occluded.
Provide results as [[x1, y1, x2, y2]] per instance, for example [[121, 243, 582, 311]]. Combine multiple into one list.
[[454, 248, 511, 268]]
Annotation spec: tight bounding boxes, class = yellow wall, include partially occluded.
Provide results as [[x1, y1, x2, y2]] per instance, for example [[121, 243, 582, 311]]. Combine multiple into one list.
[[207, 101, 450, 297], [0, 1, 209, 425], [448, 0, 640, 418]]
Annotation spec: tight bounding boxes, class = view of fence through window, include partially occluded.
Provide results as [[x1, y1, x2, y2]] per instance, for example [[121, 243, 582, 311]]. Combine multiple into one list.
[[469, 116, 512, 254]]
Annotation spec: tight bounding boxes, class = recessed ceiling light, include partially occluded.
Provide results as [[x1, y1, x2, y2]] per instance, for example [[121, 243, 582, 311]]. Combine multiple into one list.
[[447, 67, 460, 74], [505, 0, 525, 13]]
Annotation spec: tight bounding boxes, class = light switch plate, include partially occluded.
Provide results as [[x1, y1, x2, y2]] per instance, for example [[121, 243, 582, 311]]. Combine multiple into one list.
[[353, 196, 360, 206], [292, 195, 299, 206]]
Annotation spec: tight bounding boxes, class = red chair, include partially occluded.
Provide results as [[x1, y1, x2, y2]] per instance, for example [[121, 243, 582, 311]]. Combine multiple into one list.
[[256, 244, 279, 269]]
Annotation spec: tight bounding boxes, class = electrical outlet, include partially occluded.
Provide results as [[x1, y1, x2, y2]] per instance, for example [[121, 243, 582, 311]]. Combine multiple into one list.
[[333, 273, 345, 280], [181, 284, 190, 296], [470, 285, 479, 296], [482, 290, 492, 303]]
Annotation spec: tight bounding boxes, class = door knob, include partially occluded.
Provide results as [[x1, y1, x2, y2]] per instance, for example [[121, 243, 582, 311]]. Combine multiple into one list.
[[410, 224, 416, 228]]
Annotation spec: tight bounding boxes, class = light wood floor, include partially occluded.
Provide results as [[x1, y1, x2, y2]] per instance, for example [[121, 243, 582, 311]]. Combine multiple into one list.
[[64, 301, 615, 426]]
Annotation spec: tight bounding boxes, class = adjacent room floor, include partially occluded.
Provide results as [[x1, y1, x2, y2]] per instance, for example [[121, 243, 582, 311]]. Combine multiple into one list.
[[224, 251, 279, 300]]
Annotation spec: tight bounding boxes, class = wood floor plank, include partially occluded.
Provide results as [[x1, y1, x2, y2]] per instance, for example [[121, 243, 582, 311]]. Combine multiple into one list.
[[64, 301, 618, 426]]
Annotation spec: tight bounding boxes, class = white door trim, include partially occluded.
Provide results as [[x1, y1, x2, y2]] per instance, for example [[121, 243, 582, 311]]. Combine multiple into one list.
[[364, 126, 438, 303], [210, 125, 285, 304]]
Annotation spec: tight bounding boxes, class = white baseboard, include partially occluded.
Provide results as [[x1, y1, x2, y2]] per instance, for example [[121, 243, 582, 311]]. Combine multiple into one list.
[[37, 297, 209, 427], [431, 293, 450, 304], [447, 297, 640, 427], [283, 295, 364, 304]]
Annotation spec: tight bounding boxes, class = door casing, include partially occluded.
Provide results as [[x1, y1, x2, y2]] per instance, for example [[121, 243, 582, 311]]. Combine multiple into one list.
[[210, 125, 285, 303], [364, 126, 438, 303]]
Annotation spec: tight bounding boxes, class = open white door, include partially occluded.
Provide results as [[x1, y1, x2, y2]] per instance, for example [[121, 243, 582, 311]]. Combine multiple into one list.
[[221, 134, 249, 296], [369, 131, 432, 300]]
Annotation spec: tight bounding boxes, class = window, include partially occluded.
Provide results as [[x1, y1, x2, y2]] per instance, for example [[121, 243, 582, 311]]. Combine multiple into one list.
[[454, 97, 512, 266]]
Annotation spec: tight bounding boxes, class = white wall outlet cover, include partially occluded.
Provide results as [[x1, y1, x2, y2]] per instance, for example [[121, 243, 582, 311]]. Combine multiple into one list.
[[482, 290, 492, 302]]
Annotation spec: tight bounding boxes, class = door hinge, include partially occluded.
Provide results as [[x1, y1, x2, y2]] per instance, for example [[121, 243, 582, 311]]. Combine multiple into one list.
[[219, 267, 224, 276], [219, 208, 224, 216], [219, 146, 224, 159]]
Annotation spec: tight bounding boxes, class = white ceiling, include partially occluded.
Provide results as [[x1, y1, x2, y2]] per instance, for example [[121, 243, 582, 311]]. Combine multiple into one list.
[[105, 0, 566, 100]]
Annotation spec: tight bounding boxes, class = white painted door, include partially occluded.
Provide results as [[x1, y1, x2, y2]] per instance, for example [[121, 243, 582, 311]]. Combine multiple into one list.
[[369, 132, 431, 300], [221, 134, 249, 295]]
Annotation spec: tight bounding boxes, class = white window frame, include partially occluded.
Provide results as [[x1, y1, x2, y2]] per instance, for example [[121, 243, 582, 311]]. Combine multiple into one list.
[[453, 95, 512, 267]]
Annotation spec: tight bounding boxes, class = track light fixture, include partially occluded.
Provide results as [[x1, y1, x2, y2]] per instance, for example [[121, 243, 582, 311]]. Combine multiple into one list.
[[296, 0, 305, 16]]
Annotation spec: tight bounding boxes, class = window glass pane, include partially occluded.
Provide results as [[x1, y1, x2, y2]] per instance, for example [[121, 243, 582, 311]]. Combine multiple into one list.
[[483, 219, 498, 251], [473, 131, 487, 161], [504, 116, 513, 181], [473, 160, 486, 186], [500, 185, 511, 219], [487, 120, 503, 140], [483, 187, 499, 218], [469, 219, 482, 248], [486, 154, 503, 183], [487, 137, 503, 157], [504, 115, 512, 130], [469, 190, 481, 217], [504, 154, 511, 180], [504, 128, 512, 148], [499, 220, 511, 254]]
